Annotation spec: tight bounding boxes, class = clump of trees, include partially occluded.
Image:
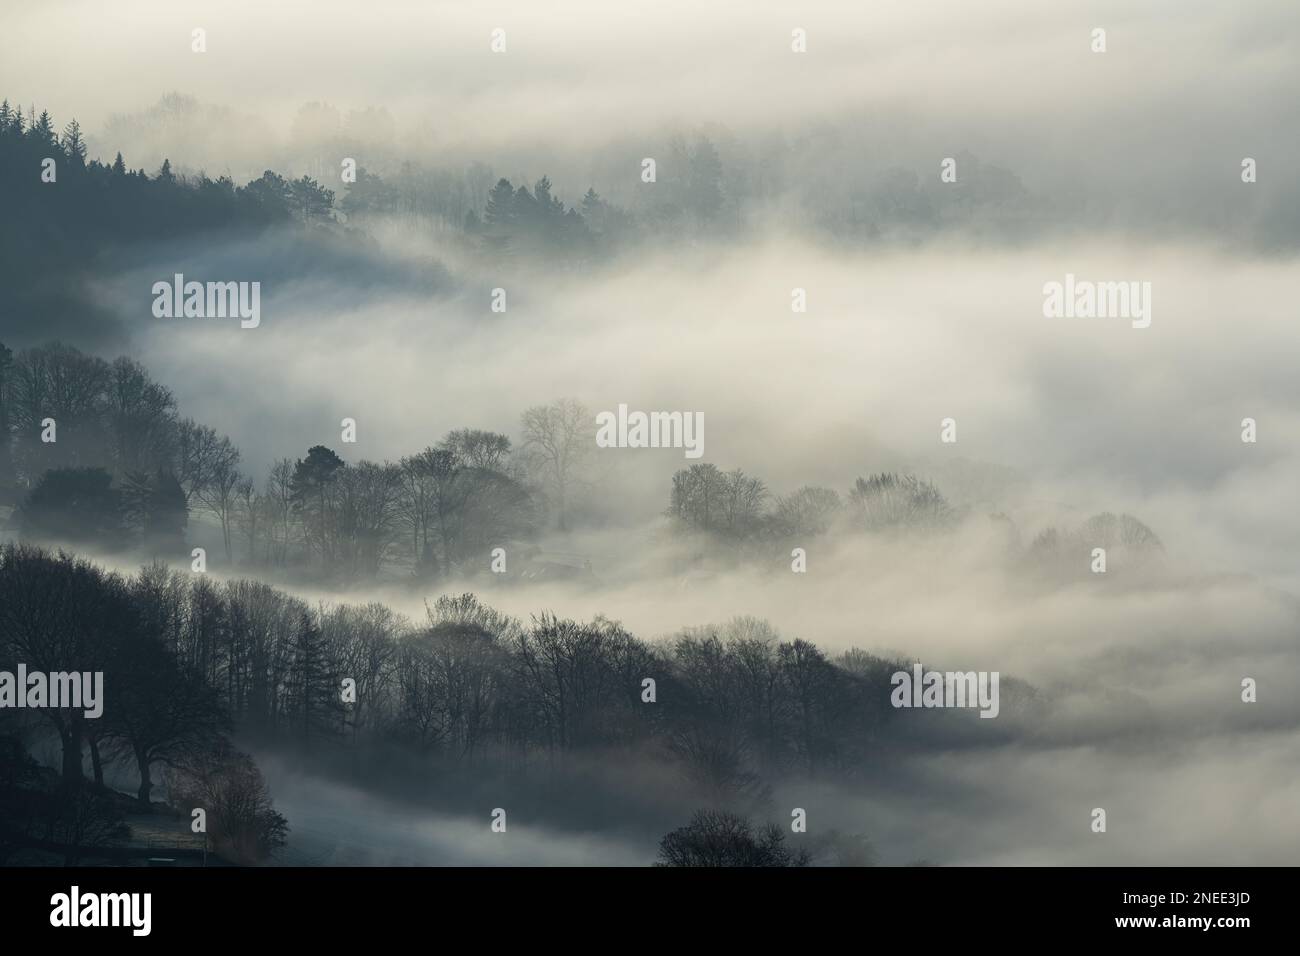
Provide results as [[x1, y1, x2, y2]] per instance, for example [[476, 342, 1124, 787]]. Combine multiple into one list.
[[665, 464, 956, 543], [0, 543, 293, 863], [0, 756, 130, 865], [1026, 512, 1163, 579], [663, 462, 1166, 586], [847, 473, 953, 531], [0, 99, 340, 345], [2, 540, 1046, 862], [328, 120, 1041, 262], [2, 340, 1166, 589], [0, 340, 224, 552], [655, 810, 809, 867], [0, 545, 229, 797], [0, 341, 555, 579], [667, 464, 770, 539], [5, 545, 1028, 794], [0, 99, 335, 241], [654, 811, 877, 867], [164, 740, 288, 864], [475, 176, 594, 258]]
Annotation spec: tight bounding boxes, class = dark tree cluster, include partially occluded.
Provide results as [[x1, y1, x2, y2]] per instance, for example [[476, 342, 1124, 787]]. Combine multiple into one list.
[[330, 126, 1043, 263], [653, 809, 879, 867], [475, 175, 599, 258], [1026, 511, 1164, 578], [0, 545, 228, 801], [1, 540, 1041, 862], [665, 463, 1164, 581], [0, 739, 129, 865], [656, 809, 809, 867], [666, 464, 955, 542], [163, 739, 288, 864], [0, 544, 289, 864], [2, 554, 997, 795], [338, 129, 732, 254], [0, 341, 539, 578], [0, 98, 335, 241], [0, 340, 211, 553], [0, 99, 336, 343], [341, 164, 639, 262]]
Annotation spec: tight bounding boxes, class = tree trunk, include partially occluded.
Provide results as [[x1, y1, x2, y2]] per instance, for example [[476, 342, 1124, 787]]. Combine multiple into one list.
[[136, 748, 153, 807], [60, 724, 83, 783], [89, 737, 104, 785]]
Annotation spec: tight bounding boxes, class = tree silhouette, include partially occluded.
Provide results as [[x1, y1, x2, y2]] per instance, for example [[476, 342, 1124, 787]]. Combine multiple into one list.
[[656, 810, 809, 867], [163, 739, 288, 863], [105, 629, 227, 806], [60, 119, 86, 167], [520, 399, 592, 531], [291, 445, 345, 564], [285, 611, 345, 750], [0, 342, 13, 495], [20, 467, 124, 547]]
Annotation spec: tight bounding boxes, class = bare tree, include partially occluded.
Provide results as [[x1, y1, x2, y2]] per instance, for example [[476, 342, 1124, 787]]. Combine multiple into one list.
[[848, 473, 951, 532], [198, 452, 243, 562], [720, 468, 768, 535], [438, 428, 512, 472], [105, 356, 177, 476], [174, 419, 227, 505], [668, 463, 725, 532], [104, 628, 227, 807], [235, 477, 261, 564], [333, 460, 404, 577], [398, 449, 453, 574], [163, 740, 288, 864], [0, 545, 125, 782], [9, 344, 111, 478], [265, 458, 296, 564], [519, 398, 592, 531], [320, 602, 403, 740], [773, 486, 842, 537], [656, 810, 809, 867]]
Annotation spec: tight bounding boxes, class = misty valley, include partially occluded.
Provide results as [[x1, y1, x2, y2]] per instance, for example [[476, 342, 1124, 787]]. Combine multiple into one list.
[[1, 0, 1298, 886]]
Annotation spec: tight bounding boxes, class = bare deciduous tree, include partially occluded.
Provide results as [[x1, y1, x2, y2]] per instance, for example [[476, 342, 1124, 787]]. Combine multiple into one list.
[[520, 398, 592, 531], [197, 451, 243, 562]]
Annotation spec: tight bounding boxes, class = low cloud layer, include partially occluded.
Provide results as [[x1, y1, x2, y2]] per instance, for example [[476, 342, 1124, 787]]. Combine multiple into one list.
[[96, 236, 1300, 590], [3, 0, 1297, 867], [4, 1, 1298, 237]]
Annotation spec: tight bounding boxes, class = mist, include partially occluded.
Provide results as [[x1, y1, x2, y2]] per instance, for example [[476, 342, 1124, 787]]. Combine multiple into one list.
[[2, 0, 1298, 870], [4, 0, 1298, 238], [102, 236, 1300, 584]]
